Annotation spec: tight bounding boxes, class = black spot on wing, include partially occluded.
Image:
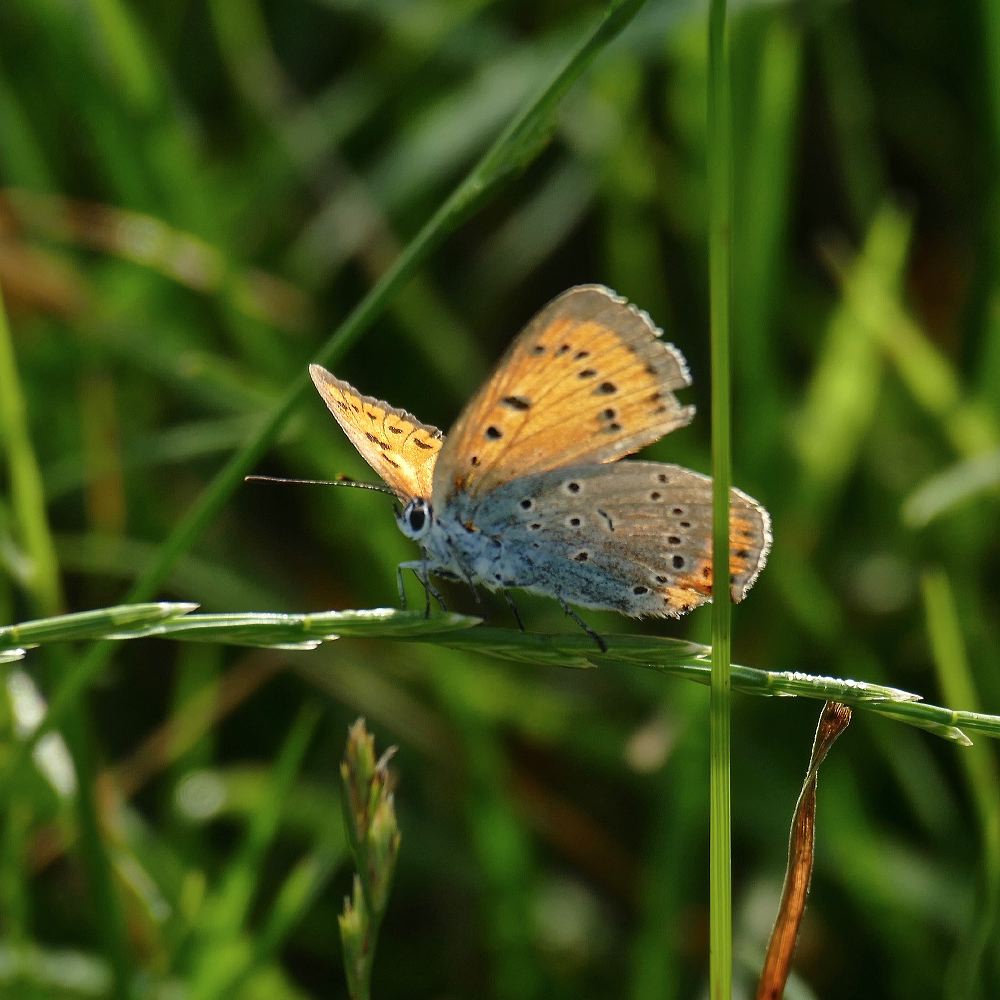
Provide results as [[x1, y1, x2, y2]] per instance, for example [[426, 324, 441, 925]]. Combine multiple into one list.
[[364, 431, 391, 452], [502, 395, 531, 411]]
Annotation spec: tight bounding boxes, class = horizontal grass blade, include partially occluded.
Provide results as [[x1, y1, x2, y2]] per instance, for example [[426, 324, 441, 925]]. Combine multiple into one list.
[[5, 604, 994, 746], [0, 602, 198, 650]]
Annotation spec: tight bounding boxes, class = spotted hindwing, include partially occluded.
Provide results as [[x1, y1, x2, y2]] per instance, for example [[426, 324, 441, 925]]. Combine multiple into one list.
[[310, 365, 443, 501], [468, 461, 771, 616], [431, 285, 695, 505]]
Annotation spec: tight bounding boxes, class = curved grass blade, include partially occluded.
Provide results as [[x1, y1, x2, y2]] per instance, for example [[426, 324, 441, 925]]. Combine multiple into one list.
[[902, 449, 1000, 527]]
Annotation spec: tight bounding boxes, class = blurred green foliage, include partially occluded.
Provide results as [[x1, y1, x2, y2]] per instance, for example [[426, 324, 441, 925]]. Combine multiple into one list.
[[1, 0, 999, 997]]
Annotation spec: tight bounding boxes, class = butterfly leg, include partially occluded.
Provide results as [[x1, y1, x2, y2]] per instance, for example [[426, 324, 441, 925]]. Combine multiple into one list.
[[426, 579, 448, 614], [558, 597, 607, 653], [422, 560, 432, 618], [420, 554, 432, 617], [398, 561, 448, 616], [502, 590, 525, 632], [396, 564, 408, 609]]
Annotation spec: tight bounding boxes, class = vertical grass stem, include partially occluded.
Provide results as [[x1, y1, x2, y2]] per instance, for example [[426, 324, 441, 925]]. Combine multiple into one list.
[[707, 0, 734, 995]]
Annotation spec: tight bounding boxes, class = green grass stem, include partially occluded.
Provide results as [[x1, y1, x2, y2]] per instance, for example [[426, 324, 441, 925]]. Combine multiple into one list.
[[6, 605, 1000, 743], [707, 0, 734, 993], [0, 285, 63, 615]]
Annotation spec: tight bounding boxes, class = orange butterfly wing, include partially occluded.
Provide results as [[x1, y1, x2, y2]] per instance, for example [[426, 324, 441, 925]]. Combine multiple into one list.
[[431, 285, 695, 504], [310, 365, 442, 501]]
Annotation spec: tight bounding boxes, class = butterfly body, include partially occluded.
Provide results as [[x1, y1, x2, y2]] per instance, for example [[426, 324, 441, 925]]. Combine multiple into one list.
[[310, 285, 771, 632]]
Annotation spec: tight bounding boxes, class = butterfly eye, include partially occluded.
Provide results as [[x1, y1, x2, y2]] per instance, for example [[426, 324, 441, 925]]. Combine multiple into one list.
[[398, 498, 432, 540]]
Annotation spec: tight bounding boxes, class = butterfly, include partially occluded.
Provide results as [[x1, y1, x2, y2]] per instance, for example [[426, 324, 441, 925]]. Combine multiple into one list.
[[310, 285, 771, 649]]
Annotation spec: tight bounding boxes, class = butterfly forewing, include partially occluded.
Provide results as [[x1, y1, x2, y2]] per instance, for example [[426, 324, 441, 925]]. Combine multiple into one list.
[[309, 365, 442, 501], [431, 286, 695, 505], [467, 461, 771, 616]]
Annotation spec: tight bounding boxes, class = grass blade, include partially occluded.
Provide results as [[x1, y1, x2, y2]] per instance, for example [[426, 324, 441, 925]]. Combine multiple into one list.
[[6, 604, 997, 743], [0, 286, 61, 613], [921, 570, 1000, 994], [707, 0, 734, 991], [0, 602, 198, 651]]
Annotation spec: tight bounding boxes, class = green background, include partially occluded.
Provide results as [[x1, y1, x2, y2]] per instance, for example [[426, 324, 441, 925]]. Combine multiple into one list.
[[1, 0, 999, 996]]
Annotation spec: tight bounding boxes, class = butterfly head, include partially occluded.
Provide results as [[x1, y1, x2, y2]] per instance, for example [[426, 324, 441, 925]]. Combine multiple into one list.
[[397, 497, 433, 542]]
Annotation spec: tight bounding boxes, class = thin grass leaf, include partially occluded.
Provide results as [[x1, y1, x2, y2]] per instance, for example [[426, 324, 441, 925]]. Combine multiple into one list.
[[110, 608, 481, 648], [429, 628, 981, 741], [0, 602, 198, 651], [902, 449, 1000, 527], [0, 286, 62, 614], [921, 570, 1000, 993], [734, 13, 802, 473], [4, 601, 996, 742], [793, 208, 904, 514], [469, 0, 652, 194], [826, 204, 998, 458], [0, 941, 112, 997], [2, 189, 311, 331], [867, 700, 973, 747], [707, 0, 735, 989], [6, 602, 996, 743], [0, 73, 55, 188], [255, 853, 337, 964], [430, 626, 606, 669]]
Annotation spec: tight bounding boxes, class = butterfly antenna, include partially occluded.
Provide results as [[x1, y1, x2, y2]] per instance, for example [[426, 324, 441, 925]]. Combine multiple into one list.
[[244, 474, 403, 500]]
